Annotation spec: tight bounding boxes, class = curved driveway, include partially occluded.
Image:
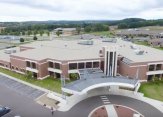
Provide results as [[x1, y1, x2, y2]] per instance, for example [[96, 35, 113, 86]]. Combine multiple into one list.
[[54, 95, 163, 117]]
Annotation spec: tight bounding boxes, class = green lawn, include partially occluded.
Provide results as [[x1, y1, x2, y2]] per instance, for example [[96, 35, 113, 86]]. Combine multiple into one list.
[[134, 41, 163, 50], [139, 81, 163, 101], [134, 41, 149, 46], [0, 68, 62, 93], [89, 31, 114, 37]]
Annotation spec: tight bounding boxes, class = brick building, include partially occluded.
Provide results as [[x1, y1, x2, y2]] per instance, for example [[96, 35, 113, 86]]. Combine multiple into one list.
[[0, 36, 163, 81]]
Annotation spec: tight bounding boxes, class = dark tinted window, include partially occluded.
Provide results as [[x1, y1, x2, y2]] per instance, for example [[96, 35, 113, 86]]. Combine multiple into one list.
[[86, 62, 92, 68], [156, 64, 162, 70], [26, 61, 30, 67], [32, 62, 36, 69], [55, 63, 60, 69], [78, 63, 85, 69], [149, 65, 155, 71], [49, 62, 54, 68], [93, 62, 99, 68], [69, 63, 77, 70]]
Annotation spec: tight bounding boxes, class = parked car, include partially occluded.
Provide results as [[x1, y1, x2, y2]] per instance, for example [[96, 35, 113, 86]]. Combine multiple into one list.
[[0, 106, 11, 117]]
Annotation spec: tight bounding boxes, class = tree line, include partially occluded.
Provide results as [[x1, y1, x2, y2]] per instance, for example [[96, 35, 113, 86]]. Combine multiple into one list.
[[0, 23, 110, 36]]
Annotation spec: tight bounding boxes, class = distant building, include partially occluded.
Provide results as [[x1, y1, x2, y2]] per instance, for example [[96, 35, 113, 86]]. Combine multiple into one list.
[[148, 39, 163, 47], [0, 27, 5, 33], [52, 28, 78, 36], [116, 29, 163, 39]]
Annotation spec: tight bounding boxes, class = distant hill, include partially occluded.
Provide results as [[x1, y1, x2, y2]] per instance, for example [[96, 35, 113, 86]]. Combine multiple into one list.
[[0, 18, 163, 29]]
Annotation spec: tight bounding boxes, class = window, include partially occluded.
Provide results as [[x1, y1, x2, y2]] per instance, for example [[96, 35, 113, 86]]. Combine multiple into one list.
[[156, 64, 162, 70], [20, 69, 25, 72], [155, 74, 161, 78], [16, 67, 19, 71], [49, 62, 54, 68], [31, 62, 36, 69], [0, 63, 4, 66], [26, 61, 30, 67], [55, 63, 60, 69], [33, 72, 37, 78], [86, 62, 92, 68], [78, 63, 85, 69], [101, 61, 104, 71], [93, 62, 99, 68], [149, 65, 155, 71], [69, 63, 77, 70], [12, 66, 14, 69]]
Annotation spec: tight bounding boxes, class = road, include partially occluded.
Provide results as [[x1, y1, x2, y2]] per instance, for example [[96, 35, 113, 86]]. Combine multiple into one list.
[[0, 75, 162, 117]]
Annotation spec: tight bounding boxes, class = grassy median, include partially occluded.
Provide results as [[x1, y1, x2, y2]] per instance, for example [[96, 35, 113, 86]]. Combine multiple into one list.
[[139, 80, 163, 102], [0, 67, 62, 93]]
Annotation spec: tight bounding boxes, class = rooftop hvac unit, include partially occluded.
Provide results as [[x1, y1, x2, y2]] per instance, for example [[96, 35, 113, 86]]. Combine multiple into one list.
[[4, 49, 16, 54], [102, 38, 117, 43], [130, 44, 138, 49], [78, 40, 94, 45], [134, 49, 144, 55]]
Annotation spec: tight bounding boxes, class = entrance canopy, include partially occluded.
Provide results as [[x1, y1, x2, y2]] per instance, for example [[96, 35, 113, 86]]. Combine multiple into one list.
[[62, 69, 139, 95]]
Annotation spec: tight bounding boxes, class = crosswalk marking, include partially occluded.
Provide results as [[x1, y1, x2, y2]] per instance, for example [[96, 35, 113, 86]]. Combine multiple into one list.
[[100, 95, 111, 104], [100, 96, 107, 98], [103, 102, 110, 104]]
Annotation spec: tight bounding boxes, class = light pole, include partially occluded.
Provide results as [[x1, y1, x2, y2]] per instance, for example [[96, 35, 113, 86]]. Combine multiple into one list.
[[61, 74, 66, 99]]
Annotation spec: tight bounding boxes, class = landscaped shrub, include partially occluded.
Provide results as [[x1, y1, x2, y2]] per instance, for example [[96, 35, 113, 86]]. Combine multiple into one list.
[[69, 73, 79, 81]]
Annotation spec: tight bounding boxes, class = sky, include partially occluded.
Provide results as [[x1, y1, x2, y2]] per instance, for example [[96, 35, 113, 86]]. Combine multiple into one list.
[[0, 0, 163, 22]]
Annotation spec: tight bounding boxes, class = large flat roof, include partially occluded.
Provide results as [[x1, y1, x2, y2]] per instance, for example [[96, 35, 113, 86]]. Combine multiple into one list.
[[7, 35, 163, 63]]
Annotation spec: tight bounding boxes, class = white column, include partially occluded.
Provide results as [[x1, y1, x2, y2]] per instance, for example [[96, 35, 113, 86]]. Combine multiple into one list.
[[104, 51, 107, 75], [114, 51, 118, 76], [107, 52, 110, 76], [112, 52, 115, 76]]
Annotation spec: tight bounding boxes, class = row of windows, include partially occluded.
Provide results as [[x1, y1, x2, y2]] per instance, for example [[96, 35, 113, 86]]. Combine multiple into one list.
[[48, 62, 61, 69], [0, 63, 8, 68], [149, 64, 163, 71], [69, 62, 100, 70], [26, 61, 37, 69], [11, 66, 26, 73]]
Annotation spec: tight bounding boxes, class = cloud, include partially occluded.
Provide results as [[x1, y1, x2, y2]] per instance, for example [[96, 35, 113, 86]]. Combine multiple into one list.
[[0, 0, 65, 12], [0, 0, 163, 21]]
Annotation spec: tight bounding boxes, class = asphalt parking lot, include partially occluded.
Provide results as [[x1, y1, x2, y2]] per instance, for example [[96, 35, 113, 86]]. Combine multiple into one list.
[[0, 75, 45, 99]]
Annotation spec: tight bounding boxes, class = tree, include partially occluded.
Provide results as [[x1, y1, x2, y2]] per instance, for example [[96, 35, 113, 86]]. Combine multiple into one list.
[[47, 31, 50, 36], [118, 23, 128, 29], [33, 36, 38, 40], [76, 27, 81, 35], [22, 31, 25, 35], [56, 30, 62, 37], [84, 26, 92, 33], [69, 73, 79, 81], [27, 30, 32, 36], [25, 71, 33, 79], [33, 30, 38, 36], [39, 30, 44, 36], [20, 38, 25, 43], [92, 24, 109, 32]]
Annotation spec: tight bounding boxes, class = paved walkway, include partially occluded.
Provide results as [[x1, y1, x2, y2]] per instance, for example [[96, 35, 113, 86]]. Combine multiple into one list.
[[36, 93, 59, 110], [105, 105, 118, 117]]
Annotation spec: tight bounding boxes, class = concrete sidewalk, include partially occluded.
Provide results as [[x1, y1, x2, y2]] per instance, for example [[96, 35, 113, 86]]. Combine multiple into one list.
[[105, 105, 118, 117]]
